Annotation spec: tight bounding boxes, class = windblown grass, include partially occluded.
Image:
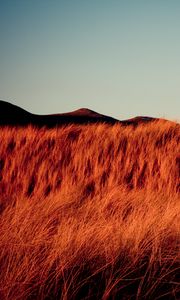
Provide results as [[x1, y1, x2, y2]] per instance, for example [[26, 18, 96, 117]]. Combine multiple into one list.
[[0, 120, 179, 299]]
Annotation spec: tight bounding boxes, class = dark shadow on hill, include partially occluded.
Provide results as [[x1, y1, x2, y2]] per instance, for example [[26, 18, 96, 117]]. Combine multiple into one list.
[[0, 100, 157, 127]]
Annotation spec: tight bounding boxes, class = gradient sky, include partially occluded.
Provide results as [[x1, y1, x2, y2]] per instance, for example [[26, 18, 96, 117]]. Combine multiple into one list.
[[0, 0, 180, 120]]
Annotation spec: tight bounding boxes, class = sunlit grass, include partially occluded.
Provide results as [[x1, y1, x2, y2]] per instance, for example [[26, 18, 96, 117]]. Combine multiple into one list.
[[0, 120, 179, 299]]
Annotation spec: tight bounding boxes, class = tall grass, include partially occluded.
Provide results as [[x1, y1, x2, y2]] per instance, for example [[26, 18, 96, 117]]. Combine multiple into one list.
[[0, 120, 179, 299]]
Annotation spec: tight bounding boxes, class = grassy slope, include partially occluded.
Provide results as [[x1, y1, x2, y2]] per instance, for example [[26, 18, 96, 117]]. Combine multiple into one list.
[[0, 120, 179, 299]]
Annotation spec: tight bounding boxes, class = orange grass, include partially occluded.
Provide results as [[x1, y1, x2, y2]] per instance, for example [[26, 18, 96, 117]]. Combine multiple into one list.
[[0, 120, 179, 299]]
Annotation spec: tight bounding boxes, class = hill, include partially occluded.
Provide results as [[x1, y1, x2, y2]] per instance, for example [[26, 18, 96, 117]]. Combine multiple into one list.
[[0, 101, 179, 299], [0, 100, 157, 127]]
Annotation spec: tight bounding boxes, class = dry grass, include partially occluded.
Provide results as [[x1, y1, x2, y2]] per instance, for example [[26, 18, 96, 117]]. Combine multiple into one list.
[[0, 120, 179, 299]]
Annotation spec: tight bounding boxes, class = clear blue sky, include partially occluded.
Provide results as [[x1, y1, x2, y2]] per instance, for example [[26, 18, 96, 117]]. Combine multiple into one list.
[[0, 0, 179, 120]]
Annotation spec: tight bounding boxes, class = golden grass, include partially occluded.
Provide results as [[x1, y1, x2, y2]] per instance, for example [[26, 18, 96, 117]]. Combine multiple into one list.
[[0, 120, 179, 299]]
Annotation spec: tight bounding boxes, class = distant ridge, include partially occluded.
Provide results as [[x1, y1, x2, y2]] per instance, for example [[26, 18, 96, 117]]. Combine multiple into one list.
[[0, 100, 158, 127]]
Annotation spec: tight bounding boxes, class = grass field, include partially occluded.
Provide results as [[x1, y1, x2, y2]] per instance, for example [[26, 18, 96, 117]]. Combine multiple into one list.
[[0, 119, 179, 299]]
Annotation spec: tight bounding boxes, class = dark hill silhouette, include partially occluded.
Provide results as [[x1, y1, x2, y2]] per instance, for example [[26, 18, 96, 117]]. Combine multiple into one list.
[[0, 100, 157, 127]]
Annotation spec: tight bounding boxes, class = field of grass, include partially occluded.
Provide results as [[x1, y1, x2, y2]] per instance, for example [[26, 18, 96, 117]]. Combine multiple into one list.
[[0, 119, 179, 299]]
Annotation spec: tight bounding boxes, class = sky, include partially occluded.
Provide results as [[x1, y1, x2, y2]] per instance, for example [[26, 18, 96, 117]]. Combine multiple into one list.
[[0, 0, 180, 121]]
